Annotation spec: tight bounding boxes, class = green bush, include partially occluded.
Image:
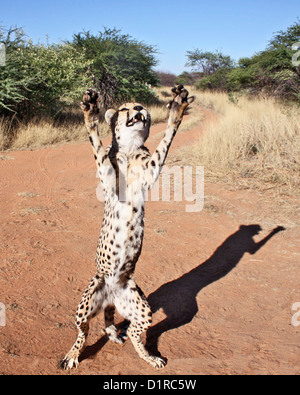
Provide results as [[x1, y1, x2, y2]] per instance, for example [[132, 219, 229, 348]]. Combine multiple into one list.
[[0, 26, 160, 123], [0, 26, 92, 118], [71, 28, 159, 107], [190, 20, 300, 102]]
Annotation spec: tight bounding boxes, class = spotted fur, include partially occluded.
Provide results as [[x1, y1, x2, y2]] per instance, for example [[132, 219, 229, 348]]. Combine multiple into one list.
[[60, 85, 195, 370]]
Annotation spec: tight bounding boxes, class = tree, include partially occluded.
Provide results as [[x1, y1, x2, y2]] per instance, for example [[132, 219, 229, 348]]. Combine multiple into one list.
[[155, 71, 177, 86], [0, 25, 160, 122], [268, 18, 300, 49], [0, 26, 32, 114], [71, 28, 159, 107], [0, 25, 92, 117], [176, 71, 202, 86], [226, 20, 300, 101], [189, 20, 300, 102], [186, 49, 235, 76]]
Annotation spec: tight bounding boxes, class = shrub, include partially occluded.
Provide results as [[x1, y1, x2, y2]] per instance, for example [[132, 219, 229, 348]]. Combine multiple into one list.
[[0, 26, 92, 118], [71, 28, 159, 107]]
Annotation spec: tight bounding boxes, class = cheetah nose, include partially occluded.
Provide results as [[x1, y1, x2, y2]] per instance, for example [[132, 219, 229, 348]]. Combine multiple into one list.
[[133, 105, 143, 112]]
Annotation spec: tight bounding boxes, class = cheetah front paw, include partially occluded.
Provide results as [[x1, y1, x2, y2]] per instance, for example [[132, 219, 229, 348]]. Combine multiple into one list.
[[167, 85, 195, 126], [80, 88, 100, 112], [170, 84, 195, 106], [80, 88, 102, 130]]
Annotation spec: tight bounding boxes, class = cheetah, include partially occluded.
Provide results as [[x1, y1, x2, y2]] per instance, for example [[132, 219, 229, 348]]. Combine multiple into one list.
[[60, 85, 195, 370]]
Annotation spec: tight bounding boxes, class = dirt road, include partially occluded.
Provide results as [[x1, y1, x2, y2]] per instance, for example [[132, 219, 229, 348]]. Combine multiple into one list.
[[0, 108, 299, 375]]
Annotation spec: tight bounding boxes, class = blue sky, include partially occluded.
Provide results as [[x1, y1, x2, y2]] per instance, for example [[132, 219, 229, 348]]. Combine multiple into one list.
[[0, 0, 299, 74]]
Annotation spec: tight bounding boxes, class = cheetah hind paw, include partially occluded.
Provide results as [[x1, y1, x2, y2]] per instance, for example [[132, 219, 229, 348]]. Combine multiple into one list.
[[106, 324, 127, 344], [146, 355, 167, 369], [59, 355, 79, 370]]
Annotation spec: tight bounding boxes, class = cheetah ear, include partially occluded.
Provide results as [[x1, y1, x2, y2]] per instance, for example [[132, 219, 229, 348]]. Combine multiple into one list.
[[105, 109, 117, 125]]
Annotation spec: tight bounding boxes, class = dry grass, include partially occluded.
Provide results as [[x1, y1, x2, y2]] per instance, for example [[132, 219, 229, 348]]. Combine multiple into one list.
[[1, 86, 201, 151], [188, 91, 300, 194], [0, 116, 15, 150], [10, 104, 170, 150], [1, 89, 174, 151], [11, 119, 86, 150]]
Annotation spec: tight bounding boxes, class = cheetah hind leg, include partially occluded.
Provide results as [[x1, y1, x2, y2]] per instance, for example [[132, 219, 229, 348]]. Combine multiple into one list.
[[59, 275, 105, 370], [127, 323, 166, 369], [115, 282, 166, 369]]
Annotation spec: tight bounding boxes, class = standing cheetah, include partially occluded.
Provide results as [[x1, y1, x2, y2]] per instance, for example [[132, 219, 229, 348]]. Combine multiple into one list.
[[60, 85, 194, 370]]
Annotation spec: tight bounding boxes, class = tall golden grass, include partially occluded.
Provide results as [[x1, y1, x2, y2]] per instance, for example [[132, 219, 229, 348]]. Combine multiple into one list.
[[188, 91, 300, 193]]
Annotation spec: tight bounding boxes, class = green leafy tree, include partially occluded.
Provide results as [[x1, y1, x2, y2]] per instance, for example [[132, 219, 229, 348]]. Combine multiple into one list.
[[185, 49, 235, 91], [186, 49, 235, 76], [176, 71, 202, 85], [227, 20, 300, 101], [189, 20, 300, 101], [268, 18, 300, 49], [71, 28, 159, 107], [0, 26, 32, 113], [0, 25, 93, 117], [22, 42, 93, 115]]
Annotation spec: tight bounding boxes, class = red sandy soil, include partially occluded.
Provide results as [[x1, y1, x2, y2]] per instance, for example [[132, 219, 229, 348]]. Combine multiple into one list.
[[0, 107, 299, 375]]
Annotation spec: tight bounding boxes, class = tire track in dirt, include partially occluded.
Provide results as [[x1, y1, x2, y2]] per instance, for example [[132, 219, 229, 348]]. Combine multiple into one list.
[[36, 148, 66, 229]]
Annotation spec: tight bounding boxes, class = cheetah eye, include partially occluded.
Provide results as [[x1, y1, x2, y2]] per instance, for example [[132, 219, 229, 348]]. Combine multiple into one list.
[[120, 108, 129, 112]]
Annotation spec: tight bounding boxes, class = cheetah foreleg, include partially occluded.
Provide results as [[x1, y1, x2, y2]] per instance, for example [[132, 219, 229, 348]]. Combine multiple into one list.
[[146, 85, 194, 189]]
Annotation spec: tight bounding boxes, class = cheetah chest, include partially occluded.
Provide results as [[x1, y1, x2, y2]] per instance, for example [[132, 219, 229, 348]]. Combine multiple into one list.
[[96, 199, 145, 274]]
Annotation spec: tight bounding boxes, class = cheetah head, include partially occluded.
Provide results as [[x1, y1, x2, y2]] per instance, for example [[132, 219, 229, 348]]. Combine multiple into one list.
[[105, 103, 151, 152]]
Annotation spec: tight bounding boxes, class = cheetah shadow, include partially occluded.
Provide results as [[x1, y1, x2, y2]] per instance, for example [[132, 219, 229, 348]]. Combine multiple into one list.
[[146, 224, 285, 356], [78, 224, 284, 364]]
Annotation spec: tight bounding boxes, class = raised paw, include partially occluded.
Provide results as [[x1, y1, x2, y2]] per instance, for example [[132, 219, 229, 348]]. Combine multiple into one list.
[[80, 88, 100, 113], [167, 85, 195, 126], [170, 84, 194, 105]]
